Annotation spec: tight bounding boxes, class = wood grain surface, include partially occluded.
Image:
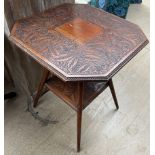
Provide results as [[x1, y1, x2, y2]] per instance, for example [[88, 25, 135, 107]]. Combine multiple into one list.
[[55, 18, 103, 44], [10, 3, 149, 81], [45, 76, 108, 111]]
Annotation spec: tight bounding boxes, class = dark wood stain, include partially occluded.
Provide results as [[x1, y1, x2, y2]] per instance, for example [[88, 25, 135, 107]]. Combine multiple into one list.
[[9, 3, 148, 81], [55, 17, 103, 44], [33, 70, 119, 152], [8, 3, 149, 152], [45, 76, 108, 111]]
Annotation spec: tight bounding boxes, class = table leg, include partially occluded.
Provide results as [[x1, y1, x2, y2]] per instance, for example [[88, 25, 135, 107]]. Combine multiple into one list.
[[77, 81, 84, 152], [108, 78, 119, 110], [33, 68, 50, 107]]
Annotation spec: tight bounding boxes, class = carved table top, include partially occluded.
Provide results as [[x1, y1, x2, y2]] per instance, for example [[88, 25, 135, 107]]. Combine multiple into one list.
[[10, 3, 148, 81]]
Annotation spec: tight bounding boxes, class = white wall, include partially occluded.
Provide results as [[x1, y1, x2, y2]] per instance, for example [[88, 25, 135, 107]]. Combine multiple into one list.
[[75, 0, 90, 4]]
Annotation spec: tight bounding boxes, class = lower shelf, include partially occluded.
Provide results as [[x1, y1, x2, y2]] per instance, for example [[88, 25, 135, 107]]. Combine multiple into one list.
[[45, 76, 108, 111]]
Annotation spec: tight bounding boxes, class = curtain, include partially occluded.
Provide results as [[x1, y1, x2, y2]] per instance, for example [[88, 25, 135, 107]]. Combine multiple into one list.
[[4, 0, 75, 124], [90, 0, 142, 18], [5, 0, 75, 95]]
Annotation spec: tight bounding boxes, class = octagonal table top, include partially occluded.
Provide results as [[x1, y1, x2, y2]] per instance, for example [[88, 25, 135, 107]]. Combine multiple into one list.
[[10, 3, 148, 81]]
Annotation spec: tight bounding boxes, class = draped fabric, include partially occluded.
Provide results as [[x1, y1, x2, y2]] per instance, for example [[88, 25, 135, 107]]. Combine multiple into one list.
[[90, 0, 142, 18], [4, 0, 75, 124], [130, 0, 142, 3], [4, 0, 75, 96]]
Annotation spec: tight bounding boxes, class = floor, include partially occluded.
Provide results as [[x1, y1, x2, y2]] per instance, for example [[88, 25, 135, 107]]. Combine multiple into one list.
[[5, 1, 150, 155]]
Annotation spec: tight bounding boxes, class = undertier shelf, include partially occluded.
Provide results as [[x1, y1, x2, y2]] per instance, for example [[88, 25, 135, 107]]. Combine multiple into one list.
[[45, 76, 108, 111]]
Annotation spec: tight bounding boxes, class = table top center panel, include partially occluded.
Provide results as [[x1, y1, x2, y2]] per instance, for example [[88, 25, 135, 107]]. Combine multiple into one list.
[[55, 18, 103, 44]]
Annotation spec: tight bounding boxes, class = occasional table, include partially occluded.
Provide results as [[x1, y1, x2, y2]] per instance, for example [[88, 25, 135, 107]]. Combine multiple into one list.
[[9, 3, 148, 152]]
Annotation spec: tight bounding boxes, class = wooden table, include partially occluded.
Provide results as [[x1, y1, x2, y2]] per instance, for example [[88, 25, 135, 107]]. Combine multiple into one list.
[[9, 3, 148, 152]]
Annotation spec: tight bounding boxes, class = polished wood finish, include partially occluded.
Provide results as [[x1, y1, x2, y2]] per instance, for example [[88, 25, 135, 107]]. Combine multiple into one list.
[[77, 81, 84, 152], [9, 3, 148, 153], [55, 18, 103, 44], [10, 3, 148, 81], [45, 76, 108, 111], [33, 70, 119, 152]]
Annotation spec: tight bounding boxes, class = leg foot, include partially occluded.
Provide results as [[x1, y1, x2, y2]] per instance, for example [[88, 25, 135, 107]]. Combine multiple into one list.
[[77, 109, 82, 152]]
